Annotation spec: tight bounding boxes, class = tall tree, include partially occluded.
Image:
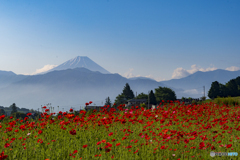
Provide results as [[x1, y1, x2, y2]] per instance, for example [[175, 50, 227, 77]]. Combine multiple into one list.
[[208, 81, 220, 99], [219, 83, 229, 97], [154, 86, 176, 104], [226, 79, 239, 97], [149, 90, 157, 105], [235, 76, 240, 96], [122, 83, 135, 100], [10, 103, 18, 115], [105, 96, 112, 107]]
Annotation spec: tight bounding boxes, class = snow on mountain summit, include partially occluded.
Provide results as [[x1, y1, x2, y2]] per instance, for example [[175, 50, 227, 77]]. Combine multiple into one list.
[[41, 56, 111, 74]]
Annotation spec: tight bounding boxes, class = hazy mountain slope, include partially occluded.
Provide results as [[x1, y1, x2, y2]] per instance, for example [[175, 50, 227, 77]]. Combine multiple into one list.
[[0, 68, 184, 110], [0, 70, 28, 89]]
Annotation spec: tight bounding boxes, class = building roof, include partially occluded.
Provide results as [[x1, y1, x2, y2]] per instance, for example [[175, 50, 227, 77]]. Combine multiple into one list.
[[127, 99, 147, 102]]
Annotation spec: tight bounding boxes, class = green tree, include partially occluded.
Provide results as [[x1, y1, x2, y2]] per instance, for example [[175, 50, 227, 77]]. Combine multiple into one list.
[[122, 83, 135, 100], [105, 96, 112, 107], [154, 86, 176, 104], [114, 94, 127, 106], [208, 81, 221, 99], [200, 96, 206, 101], [149, 90, 157, 105], [114, 83, 135, 107], [135, 92, 149, 104], [226, 79, 239, 97], [181, 97, 186, 101], [219, 83, 229, 97], [10, 103, 18, 115], [136, 92, 148, 100], [0, 109, 6, 116], [235, 76, 240, 96]]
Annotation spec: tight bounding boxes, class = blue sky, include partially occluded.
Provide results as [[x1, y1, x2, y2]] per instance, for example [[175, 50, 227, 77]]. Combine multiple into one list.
[[0, 0, 240, 81]]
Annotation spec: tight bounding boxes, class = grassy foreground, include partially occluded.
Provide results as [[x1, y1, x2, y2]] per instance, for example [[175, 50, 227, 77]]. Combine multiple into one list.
[[0, 100, 240, 160]]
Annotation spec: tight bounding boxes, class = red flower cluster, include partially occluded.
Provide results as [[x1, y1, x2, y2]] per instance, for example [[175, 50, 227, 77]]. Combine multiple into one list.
[[70, 129, 76, 135], [0, 100, 238, 159]]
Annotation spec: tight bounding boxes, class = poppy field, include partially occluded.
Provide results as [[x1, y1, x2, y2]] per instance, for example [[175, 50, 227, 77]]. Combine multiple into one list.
[[0, 100, 240, 160]]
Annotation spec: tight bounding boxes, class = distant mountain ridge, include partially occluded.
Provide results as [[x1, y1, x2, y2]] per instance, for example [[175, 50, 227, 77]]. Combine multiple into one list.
[[0, 56, 240, 110], [39, 56, 110, 74], [161, 69, 240, 97], [0, 67, 182, 110]]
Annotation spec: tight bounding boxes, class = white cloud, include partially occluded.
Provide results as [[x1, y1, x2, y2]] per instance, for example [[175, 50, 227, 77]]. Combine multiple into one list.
[[144, 75, 168, 82], [121, 68, 165, 81], [31, 64, 57, 75], [121, 68, 136, 78], [183, 89, 199, 94], [154, 77, 168, 82], [225, 66, 240, 71], [172, 64, 218, 79], [172, 67, 190, 79]]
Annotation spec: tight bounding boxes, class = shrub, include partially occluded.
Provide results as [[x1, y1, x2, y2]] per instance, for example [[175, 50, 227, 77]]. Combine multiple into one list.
[[140, 103, 146, 108], [214, 97, 239, 107]]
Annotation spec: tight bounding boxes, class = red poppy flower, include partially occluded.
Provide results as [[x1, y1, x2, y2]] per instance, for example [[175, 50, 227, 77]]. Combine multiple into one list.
[[226, 144, 232, 148], [42, 106, 46, 109], [83, 145, 88, 148], [184, 139, 189, 144], [0, 151, 8, 159], [211, 146, 216, 150], [73, 150, 78, 154], [4, 143, 10, 148], [69, 108, 73, 112], [122, 137, 126, 140], [126, 145, 132, 148], [70, 129, 76, 135], [27, 113, 32, 116], [199, 142, 205, 148], [102, 140, 106, 143], [38, 130, 43, 134], [116, 143, 121, 146]]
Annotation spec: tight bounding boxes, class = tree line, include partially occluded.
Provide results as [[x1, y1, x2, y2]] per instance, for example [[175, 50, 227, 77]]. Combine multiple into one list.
[[208, 76, 240, 99], [0, 103, 41, 119], [104, 83, 177, 107]]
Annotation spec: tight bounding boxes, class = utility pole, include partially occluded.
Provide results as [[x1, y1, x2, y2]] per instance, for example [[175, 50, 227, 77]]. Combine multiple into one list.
[[203, 86, 205, 98]]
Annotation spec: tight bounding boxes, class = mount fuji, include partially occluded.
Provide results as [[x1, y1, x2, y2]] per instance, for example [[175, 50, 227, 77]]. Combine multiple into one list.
[[39, 56, 111, 74]]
